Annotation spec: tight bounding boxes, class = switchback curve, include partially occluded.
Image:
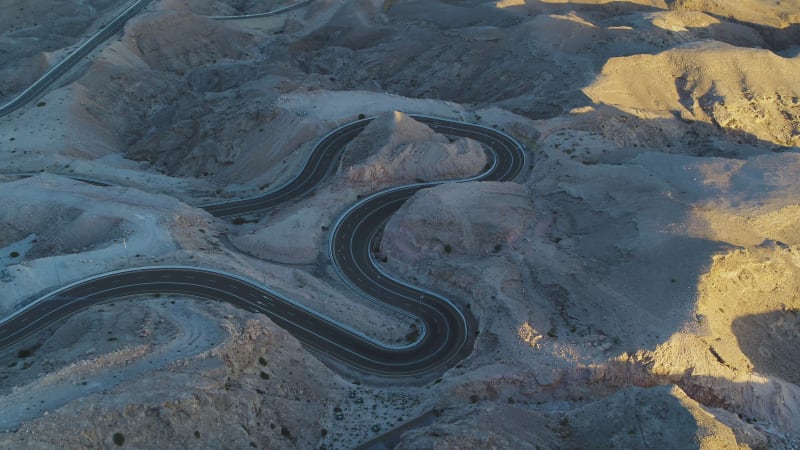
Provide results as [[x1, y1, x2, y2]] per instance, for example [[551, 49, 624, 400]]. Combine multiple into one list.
[[0, 115, 527, 378], [0, 1, 529, 380]]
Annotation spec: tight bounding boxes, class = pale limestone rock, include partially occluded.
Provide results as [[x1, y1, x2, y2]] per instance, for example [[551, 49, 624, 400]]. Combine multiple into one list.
[[345, 111, 488, 186], [381, 181, 533, 264]]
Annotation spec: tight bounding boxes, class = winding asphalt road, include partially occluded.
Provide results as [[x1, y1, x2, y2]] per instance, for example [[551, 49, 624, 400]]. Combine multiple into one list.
[[0, 2, 528, 378], [0, 116, 526, 377]]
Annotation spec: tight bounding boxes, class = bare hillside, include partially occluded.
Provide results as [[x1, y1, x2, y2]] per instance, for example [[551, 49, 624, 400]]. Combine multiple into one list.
[[1, 0, 799, 448]]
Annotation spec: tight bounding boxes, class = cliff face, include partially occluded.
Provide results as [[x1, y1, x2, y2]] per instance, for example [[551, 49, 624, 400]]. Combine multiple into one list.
[[583, 41, 800, 147]]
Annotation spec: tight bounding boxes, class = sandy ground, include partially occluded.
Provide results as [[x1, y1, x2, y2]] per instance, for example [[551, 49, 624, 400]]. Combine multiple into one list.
[[0, 0, 799, 448]]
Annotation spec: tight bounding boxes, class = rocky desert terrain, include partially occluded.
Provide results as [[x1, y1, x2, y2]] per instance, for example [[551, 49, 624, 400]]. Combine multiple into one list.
[[1, 0, 799, 449]]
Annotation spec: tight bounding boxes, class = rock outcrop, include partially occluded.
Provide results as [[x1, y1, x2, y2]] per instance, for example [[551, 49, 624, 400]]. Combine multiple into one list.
[[345, 111, 488, 186], [381, 181, 533, 263]]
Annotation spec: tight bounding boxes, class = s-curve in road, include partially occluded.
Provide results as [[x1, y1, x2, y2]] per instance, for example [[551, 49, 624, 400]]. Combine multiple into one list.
[[0, 115, 527, 379], [0, 0, 529, 381]]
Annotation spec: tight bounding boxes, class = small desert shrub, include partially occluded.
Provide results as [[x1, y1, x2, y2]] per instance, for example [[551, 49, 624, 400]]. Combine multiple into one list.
[[404, 327, 420, 343]]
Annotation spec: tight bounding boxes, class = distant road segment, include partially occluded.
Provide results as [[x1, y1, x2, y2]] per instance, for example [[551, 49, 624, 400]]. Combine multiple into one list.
[[0, 0, 154, 117], [0, 0, 314, 118], [208, 0, 314, 20]]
